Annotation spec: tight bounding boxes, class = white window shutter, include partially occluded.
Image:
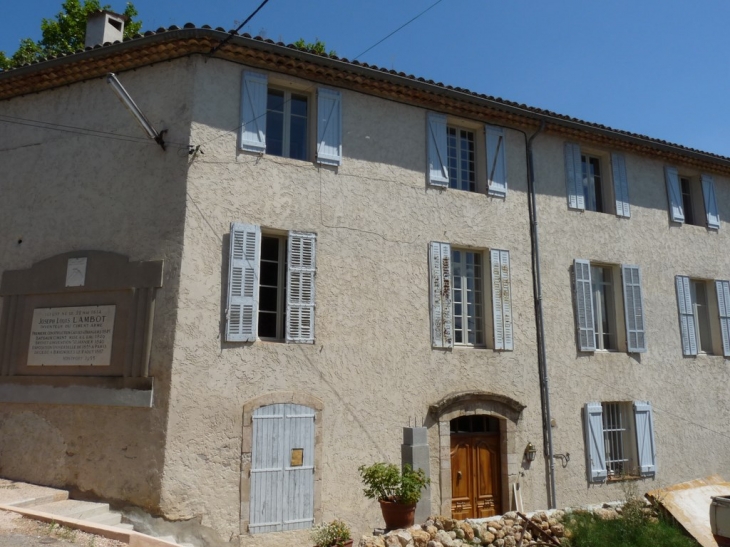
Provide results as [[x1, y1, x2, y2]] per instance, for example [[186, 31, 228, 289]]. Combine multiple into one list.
[[286, 232, 316, 344], [633, 401, 657, 477], [490, 249, 513, 351], [701, 174, 720, 230], [316, 88, 342, 166], [429, 242, 453, 348], [565, 142, 584, 210], [486, 125, 507, 197], [227, 223, 261, 342], [574, 259, 596, 351], [665, 166, 685, 223], [675, 275, 697, 356], [715, 280, 730, 357], [611, 153, 631, 218], [427, 113, 449, 187], [621, 265, 647, 353], [240, 71, 268, 153], [584, 402, 607, 483]]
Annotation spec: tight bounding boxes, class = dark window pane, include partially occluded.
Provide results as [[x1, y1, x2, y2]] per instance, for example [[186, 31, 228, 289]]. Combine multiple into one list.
[[258, 312, 277, 337], [260, 261, 278, 285], [291, 95, 308, 117], [289, 116, 308, 160], [266, 111, 284, 157], [261, 237, 280, 261], [259, 286, 278, 312], [267, 89, 285, 111]]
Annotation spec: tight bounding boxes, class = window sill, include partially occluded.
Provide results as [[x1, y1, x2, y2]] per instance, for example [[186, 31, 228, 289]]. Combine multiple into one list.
[[0, 376, 153, 407], [606, 474, 646, 483]]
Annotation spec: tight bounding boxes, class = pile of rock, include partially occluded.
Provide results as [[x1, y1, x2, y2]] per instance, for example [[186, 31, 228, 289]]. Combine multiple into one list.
[[358, 511, 566, 547]]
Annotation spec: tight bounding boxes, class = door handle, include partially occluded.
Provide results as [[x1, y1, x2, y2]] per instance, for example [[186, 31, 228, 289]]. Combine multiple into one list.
[[457, 471, 462, 480]]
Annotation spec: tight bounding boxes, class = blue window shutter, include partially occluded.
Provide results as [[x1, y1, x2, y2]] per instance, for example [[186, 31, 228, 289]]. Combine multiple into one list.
[[633, 401, 657, 477], [665, 166, 685, 223], [490, 249, 513, 351], [486, 125, 507, 197], [427, 113, 449, 187], [701, 174, 720, 230], [429, 242, 453, 348], [227, 223, 261, 342], [584, 402, 607, 483], [621, 265, 647, 353], [565, 142, 584, 210], [611, 153, 631, 218], [715, 280, 730, 357], [316, 88, 342, 166], [286, 232, 316, 344], [240, 71, 268, 153], [675, 275, 697, 356], [574, 259, 596, 351]]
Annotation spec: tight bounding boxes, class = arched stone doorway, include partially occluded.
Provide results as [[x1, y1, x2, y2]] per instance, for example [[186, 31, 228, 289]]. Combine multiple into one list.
[[429, 391, 525, 517]]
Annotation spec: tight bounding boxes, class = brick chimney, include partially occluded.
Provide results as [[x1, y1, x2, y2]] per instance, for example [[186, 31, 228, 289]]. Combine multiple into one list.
[[85, 10, 126, 48]]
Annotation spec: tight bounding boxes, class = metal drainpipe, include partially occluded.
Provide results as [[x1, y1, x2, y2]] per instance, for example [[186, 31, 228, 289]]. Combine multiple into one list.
[[525, 121, 557, 509]]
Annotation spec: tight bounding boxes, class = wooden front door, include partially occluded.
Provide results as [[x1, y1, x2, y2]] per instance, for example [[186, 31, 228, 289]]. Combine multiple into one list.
[[450, 426, 502, 519]]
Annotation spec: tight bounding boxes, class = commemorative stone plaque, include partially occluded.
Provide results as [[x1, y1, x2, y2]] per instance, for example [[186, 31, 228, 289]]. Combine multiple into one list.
[[27, 305, 116, 366]]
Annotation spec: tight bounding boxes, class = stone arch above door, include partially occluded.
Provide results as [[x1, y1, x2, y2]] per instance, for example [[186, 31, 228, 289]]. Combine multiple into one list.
[[240, 392, 324, 535], [429, 391, 525, 517]]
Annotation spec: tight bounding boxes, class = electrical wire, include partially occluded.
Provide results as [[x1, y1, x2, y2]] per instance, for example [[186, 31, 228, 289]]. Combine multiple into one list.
[[353, 0, 447, 60], [209, 0, 272, 56]]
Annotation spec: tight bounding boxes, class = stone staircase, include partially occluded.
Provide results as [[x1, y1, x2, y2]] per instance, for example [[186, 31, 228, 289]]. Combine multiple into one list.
[[0, 479, 133, 531]]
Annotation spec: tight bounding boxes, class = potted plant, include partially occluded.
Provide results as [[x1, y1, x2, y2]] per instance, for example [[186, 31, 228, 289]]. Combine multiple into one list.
[[358, 462, 429, 529], [311, 519, 352, 547]]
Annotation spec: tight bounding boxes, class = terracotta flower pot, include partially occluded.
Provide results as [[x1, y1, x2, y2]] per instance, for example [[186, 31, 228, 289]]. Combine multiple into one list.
[[379, 499, 416, 530]]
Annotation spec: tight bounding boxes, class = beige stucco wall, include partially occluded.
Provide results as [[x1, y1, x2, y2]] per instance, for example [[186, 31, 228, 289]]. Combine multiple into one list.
[[162, 56, 545, 543], [0, 59, 192, 509], [532, 134, 730, 507]]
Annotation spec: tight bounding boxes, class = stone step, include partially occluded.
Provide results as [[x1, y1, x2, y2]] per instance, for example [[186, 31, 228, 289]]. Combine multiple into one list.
[[32, 499, 110, 520], [86, 511, 122, 526], [0, 479, 69, 508], [114, 522, 135, 531]]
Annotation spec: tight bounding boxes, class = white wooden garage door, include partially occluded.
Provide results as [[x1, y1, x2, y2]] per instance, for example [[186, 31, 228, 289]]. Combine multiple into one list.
[[249, 403, 315, 534]]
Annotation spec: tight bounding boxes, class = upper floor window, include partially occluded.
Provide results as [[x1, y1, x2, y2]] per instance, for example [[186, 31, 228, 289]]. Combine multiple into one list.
[[675, 276, 730, 356], [573, 260, 647, 353], [429, 243, 513, 351], [266, 89, 308, 161], [240, 70, 342, 166], [427, 112, 507, 197], [665, 167, 720, 229], [565, 143, 631, 218]]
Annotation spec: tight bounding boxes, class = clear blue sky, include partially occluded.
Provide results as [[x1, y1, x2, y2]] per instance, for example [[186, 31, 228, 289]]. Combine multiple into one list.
[[2, 0, 729, 157]]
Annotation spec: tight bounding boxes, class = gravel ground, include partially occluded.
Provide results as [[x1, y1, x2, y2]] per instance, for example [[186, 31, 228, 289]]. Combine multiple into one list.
[[0, 509, 126, 547]]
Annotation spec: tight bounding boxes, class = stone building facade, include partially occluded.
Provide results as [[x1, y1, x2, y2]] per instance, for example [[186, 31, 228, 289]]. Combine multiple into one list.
[[0, 25, 728, 546]]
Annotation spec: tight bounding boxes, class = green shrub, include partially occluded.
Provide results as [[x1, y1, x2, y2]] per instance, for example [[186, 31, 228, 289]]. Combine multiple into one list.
[[357, 463, 429, 505], [310, 519, 351, 547]]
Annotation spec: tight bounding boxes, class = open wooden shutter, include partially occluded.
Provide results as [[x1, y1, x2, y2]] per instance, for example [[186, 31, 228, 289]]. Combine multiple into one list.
[[490, 249, 513, 350], [611, 152, 631, 218], [633, 401, 657, 477], [429, 242, 453, 348], [584, 402, 607, 483], [486, 125, 507, 197], [622, 265, 647, 353], [240, 71, 268, 153], [665, 166, 685, 223], [316, 88, 342, 166], [286, 232, 316, 344], [702, 174, 720, 230], [675, 275, 697, 356], [565, 142, 584, 210], [427, 113, 449, 187], [715, 280, 730, 357], [574, 259, 596, 351], [227, 223, 260, 342]]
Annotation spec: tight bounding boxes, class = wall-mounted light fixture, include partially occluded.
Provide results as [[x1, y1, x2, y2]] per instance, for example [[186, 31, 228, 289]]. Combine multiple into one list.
[[525, 442, 537, 463], [107, 72, 166, 150]]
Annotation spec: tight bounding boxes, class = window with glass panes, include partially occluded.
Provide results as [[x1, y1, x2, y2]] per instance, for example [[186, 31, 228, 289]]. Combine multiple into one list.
[[690, 280, 713, 353], [266, 89, 308, 160], [582, 154, 605, 212], [452, 249, 485, 345], [258, 235, 287, 339], [591, 266, 617, 350], [602, 402, 630, 476], [447, 127, 476, 192]]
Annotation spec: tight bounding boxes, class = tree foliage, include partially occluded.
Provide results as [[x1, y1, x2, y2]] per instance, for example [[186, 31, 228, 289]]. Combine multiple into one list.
[[0, 0, 142, 70], [293, 38, 336, 57]]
